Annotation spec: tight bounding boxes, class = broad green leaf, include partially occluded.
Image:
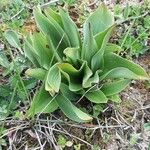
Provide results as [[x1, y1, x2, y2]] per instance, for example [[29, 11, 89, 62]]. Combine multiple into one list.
[[82, 61, 93, 88], [100, 67, 144, 80], [4, 30, 22, 53], [103, 53, 149, 80], [58, 62, 80, 73], [55, 93, 92, 122], [45, 8, 63, 27], [61, 69, 83, 91], [108, 94, 121, 103], [83, 70, 100, 88], [46, 35, 62, 63], [84, 3, 114, 36], [33, 8, 70, 58], [82, 61, 100, 88], [91, 25, 114, 71], [60, 83, 79, 101], [59, 8, 81, 48], [85, 89, 108, 103], [25, 68, 47, 80], [58, 63, 83, 91], [45, 64, 61, 96], [63, 47, 80, 66], [105, 43, 122, 54], [0, 52, 9, 68], [44, 9, 71, 47], [94, 25, 115, 49], [24, 36, 40, 67], [82, 23, 98, 65], [101, 79, 131, 96], [27, 84, 58, 117], [58, 62, 97, 91], [31, 33, 52, 69], [23, 78, 37, 90]]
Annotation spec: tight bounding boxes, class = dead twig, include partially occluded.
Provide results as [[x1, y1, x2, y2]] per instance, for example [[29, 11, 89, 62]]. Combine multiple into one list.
[[11, 8, 24, 20], [40, 0, 59, 8], [35, 124, 93, 148]]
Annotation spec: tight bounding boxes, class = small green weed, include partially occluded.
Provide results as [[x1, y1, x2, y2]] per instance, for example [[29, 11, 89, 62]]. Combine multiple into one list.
[[114, 2, 150, 57]]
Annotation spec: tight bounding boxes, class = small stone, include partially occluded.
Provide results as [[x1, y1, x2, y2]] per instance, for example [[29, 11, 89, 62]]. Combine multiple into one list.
[[65, 141, 73, 147]]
